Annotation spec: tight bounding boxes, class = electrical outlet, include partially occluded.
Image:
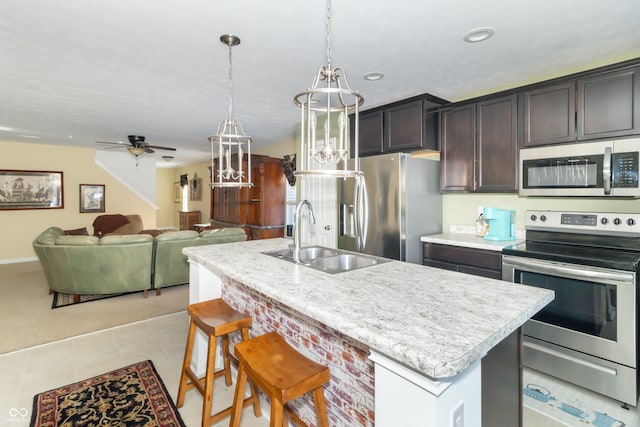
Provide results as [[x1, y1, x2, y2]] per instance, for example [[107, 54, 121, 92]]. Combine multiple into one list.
[[452, 402, 464, 427]]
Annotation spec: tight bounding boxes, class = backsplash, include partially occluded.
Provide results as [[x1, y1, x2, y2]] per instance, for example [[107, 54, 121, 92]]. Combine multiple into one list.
[[442, 193, 640, 233]]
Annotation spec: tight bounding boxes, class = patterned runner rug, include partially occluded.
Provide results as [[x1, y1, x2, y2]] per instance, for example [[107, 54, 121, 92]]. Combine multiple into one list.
[[30, 360, 185, 426], [51, 290, 137, 308]]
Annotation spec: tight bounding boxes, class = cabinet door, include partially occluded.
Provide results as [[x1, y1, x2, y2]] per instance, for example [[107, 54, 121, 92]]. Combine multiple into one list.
[[246, 162, 262, 226], [523, 82, 575, 146], [384, 99, 423, 151], [577, 66, 640, 140], [476, 95, 518, 192], [351, 110, 384, 157], [440, 104, 475, 192]]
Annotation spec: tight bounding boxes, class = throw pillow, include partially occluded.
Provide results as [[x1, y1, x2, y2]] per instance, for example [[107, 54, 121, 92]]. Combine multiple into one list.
[[64, 227, 89, 236]]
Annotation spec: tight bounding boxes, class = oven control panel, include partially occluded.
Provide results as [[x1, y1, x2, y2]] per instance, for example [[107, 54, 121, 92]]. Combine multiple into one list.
[[526, 210, 640, 235]]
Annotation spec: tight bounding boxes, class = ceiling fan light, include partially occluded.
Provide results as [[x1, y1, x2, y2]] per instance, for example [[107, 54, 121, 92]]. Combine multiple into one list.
[[127, 146, 145, 156]]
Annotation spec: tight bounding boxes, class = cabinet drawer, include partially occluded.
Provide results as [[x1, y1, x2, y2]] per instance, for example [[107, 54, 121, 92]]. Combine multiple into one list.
[[459, 265, 503, 280], [423, 259, 459, 272], [423, 243, 502, 271]]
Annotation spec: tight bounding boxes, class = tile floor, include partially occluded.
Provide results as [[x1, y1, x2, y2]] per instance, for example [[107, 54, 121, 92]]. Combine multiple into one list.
[[0, 310, 628, 427], [0, 311, 266, 427]]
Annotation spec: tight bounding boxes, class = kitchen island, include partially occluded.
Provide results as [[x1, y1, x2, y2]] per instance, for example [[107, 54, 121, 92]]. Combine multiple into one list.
[[184, 238, 553, 426]]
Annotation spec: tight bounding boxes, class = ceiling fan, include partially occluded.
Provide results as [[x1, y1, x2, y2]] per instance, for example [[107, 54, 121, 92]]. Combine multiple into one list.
[[95, 135, 177, 158]]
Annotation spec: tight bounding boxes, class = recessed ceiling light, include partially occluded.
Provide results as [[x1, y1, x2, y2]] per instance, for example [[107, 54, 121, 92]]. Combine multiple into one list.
[[463, 27, 495, 43], [0, 126, 13, 131], [18, 134, 40, 139], [364, 71, 384, 81]]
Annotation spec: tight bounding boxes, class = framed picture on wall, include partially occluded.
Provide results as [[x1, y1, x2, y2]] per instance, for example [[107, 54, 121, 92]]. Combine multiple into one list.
[[174, 182, 181, 203], [190, 176, 202, 201], [0, 170, 63, 210], [79, 184, 105, 213]]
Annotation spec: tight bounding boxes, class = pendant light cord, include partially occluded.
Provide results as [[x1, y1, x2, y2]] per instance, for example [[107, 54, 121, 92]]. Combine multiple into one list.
[[227, 42, 234, 121], [326, 0, 332, 71]]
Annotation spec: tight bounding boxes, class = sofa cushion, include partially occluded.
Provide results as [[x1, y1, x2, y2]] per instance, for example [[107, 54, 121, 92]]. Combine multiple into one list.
[[139, 229, 162, 237], [155, 230, 199, 242], [199, 228, 247, 242], [55, 235, 100, 246], [35, 227, 65, 245], [64, 227, 89, 236], [100, 234, 153, 245]]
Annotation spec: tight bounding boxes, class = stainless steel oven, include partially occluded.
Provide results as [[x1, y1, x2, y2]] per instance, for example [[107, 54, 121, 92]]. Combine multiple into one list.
[[502, 210, 640, 407]]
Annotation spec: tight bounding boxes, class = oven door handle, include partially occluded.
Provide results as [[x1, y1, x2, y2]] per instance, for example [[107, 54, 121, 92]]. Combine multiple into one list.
[[524, 341, 618, 376], [503, 256, 635, 285]]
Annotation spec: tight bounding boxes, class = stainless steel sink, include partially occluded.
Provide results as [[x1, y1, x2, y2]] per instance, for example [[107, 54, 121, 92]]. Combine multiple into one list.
[[262, 245, 389, 274]]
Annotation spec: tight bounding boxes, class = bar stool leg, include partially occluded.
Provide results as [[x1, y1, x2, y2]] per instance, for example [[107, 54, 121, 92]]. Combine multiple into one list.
[[202, 334, 218, 427], [222, 334, 232, 386], [229, 363, 249, 427], [240, 328, 263, 417], [176, 319, 197, 408], [313, 388, 329, 427], [270, 398, 284, 427]]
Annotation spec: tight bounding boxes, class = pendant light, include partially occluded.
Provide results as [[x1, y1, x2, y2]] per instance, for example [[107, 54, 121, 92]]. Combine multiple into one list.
[[209, 34, 252, 188], [293, 0, 364, 178]]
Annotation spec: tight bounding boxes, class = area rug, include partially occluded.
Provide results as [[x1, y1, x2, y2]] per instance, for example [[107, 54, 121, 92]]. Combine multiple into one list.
[[51, 290, 138, 309], [30, 360, 185, 427], [523, 367, 636, 426]]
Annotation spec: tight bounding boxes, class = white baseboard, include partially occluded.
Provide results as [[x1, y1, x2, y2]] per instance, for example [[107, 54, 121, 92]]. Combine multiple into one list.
[[0, 257, 38, 265]]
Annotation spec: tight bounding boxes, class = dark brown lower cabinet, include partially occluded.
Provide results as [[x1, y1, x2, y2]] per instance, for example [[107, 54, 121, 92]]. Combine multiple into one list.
[[482, 329, 523, 426], [422, 242, 502, 279]]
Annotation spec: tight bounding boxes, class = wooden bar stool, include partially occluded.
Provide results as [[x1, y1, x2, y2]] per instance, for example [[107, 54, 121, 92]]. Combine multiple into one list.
[[229, 331, 330, 427], [176, 298, 262, 426]]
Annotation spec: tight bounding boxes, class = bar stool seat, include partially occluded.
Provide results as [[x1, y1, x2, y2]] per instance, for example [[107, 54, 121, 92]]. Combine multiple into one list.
[[229, 331, 330, 427], [176, 298, 262, 426]]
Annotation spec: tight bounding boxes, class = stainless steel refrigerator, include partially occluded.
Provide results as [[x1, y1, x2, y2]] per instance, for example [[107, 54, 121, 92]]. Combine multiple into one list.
[[337, 152, 442, 264]]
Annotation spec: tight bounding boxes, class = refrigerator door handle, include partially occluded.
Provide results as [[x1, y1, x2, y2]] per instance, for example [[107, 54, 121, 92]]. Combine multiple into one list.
[[355, 175, 369, 251]]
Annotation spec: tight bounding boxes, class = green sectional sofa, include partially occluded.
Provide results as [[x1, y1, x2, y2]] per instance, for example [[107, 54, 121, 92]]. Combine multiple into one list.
[[33, 226, 247, 299], [152, 227, 248, 291], [33, 227, 154, 297]]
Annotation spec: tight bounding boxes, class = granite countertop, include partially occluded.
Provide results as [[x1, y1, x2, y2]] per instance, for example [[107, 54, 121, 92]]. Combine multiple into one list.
[[184, 239, 553, 380], [421, 232, 524, 251]]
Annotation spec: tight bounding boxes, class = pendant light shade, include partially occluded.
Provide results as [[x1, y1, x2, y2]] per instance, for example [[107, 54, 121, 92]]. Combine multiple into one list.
[[209, 34, 252, 188], [294, 0, 364, 178]]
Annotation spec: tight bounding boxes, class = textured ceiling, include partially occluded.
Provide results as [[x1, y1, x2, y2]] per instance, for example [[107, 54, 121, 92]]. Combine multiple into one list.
[[1, 0, 639, 167]]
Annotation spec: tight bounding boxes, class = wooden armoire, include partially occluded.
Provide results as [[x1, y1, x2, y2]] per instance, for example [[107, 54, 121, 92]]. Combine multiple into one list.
[[210, 154, 286, 240]]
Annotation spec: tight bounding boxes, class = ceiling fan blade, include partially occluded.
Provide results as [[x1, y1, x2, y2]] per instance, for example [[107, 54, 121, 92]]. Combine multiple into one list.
[[95, 141, 125, 146], [144, 147, 155, 153], [146, 145, 177, 151]]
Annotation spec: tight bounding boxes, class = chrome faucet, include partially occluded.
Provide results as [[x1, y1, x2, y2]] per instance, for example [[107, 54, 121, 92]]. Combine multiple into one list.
[[292, 199, 316, 263]]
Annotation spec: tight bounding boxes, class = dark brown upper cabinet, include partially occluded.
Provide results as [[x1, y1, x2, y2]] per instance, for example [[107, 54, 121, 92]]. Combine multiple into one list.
[[350, 97, 443, 157], [384, 99, 424, 152], [476, 95, 518, 192], [577, 66, 640, 140], [355, 110, 384, 156], [523, 65, 640, 147], [523, 82, 575, 147], [441, 104, 475, 192], [441, 95, 518, 193]]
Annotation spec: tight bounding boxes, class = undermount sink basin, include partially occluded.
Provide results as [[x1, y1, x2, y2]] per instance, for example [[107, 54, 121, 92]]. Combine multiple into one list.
[[262, 245, 389, 274]]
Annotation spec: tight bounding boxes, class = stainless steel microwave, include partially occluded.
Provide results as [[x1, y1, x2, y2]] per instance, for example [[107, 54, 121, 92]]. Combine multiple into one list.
[[519, 139, 640, 197]]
